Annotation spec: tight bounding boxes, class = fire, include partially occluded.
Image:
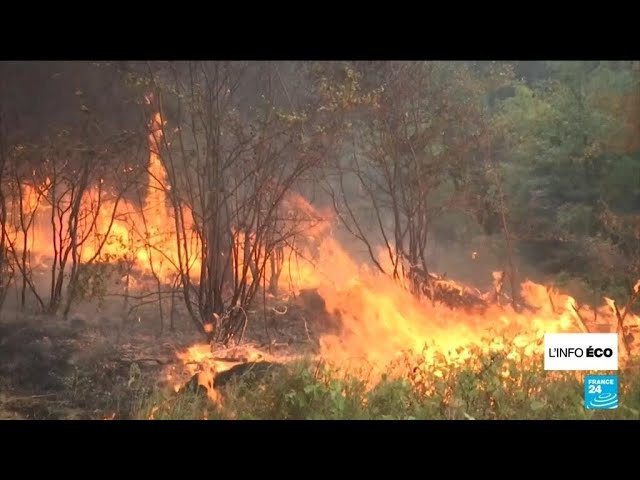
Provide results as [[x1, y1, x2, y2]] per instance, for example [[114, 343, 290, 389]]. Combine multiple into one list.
[[320, 278, 555, 368], [171, 192, 638, 399], [269, 204, 639, 379], [8, 110, 201, 286], [8, 101, 638, 405], [170, 343, 296, 403]]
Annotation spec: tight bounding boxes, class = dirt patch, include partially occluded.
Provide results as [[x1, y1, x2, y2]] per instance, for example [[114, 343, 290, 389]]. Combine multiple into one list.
[[0, 290, 340, 419], [0, 315, 178, 419], [0, 393, 87, 420], [0, 320, 78, 393]]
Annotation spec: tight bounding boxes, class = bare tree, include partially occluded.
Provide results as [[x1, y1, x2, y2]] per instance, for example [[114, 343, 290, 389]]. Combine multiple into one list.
[[5, 164, 48, 310], [138, 61, 337, 344], [0, 62, 147, 317], [0, 109, 12, 312], [322, 61, 511, 300]]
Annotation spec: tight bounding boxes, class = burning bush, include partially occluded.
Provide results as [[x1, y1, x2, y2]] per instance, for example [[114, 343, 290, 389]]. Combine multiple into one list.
[[134, 340, 640, 420], [2, 61, 640, 421]]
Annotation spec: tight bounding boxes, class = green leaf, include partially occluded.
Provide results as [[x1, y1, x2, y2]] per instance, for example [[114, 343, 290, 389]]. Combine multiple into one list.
[[530, 400, 545, 411], [621, 405, 640, 417]]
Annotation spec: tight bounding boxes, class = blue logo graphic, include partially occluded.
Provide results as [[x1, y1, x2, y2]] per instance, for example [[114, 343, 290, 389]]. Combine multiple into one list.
[[584, 375, 618, 409]]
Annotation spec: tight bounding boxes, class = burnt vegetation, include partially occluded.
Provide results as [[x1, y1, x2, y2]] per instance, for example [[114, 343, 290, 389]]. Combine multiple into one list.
[[0, 61, 639, 419]]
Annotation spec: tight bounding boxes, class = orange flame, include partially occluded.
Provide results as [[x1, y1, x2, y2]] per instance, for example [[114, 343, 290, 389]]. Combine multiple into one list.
[[9, 103, 638, 400], [174, 193, 638, 391], [269, 197, 639, 378], [8, 110, 200, 285]]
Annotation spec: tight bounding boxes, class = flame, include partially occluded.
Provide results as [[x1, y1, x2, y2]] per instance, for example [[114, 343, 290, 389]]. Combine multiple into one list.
[[9, 103, 638, 404], [171, 343, 294, 403], [171, 191, 639, 398], [269, 200, 639, 380], [8, 110, 200, 285], [317, 275, 571, 370]]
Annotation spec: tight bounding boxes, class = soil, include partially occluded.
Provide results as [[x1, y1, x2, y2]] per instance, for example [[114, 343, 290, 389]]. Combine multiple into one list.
[[0, 291, 336, 420], [7, 280, 633, 420]]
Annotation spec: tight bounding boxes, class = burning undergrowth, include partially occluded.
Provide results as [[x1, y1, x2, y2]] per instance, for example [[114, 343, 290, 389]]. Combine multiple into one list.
[[147, 187, 640, 413], [3, 102, 639, 420], [7, 173, 640, 421], [139, 344, 640, 420], [164, 226, 640, 411]]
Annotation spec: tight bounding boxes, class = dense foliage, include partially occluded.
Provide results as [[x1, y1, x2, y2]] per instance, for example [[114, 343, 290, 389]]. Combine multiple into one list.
[[496, 61, 640, 299]]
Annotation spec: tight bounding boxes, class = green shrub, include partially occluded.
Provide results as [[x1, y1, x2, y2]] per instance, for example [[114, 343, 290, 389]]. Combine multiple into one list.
[[132, 339, 640, 420]]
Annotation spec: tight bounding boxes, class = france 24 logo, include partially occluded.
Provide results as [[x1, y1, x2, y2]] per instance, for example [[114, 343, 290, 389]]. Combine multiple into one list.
[[584, 375, 618, 409]]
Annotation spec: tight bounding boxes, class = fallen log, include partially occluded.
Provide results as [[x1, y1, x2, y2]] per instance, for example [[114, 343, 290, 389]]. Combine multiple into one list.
[[213, 361, 287, 388], [177, 361, 287, 399], [406, 267, 537, 313], [410, 268, 490, 311]]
